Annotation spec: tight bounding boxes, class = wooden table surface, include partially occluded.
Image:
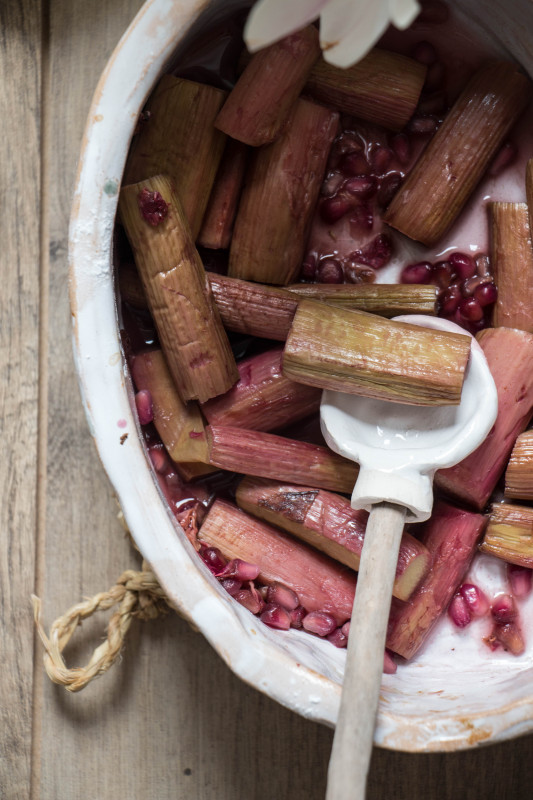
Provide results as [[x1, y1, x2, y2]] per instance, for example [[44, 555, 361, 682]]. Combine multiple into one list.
[[2, 1, 533, 797]]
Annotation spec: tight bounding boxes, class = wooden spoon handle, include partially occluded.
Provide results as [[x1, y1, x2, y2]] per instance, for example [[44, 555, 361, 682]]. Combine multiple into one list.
[[326, 501, 407, 800]]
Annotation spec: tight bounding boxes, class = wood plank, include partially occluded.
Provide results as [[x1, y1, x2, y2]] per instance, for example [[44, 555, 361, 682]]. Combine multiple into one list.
[[0, 1, 42, 797]]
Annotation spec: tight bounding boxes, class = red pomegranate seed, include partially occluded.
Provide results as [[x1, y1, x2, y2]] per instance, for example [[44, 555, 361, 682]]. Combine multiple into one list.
[[507, 564, 533, 598], [383, 650, 397, 675], [354, 233, 392, 269], [439, 285, 462, 315], [491, 593, 517, 624], [344, 175, 377, 199], [474, 281, 498, 307], [390, 134, 410, 165], [327, 628, 348, 648], [341, 621, 350, 637], [491, 622, 525, 656], [424, 61, 445, 92], [148, 444, 169, 474], [432, 260, 453, 289], [301, 254, 318, 281], [289, 605, 306, 628], [345, 263, 377, 284], [302, 611, 337, 637], [135, 389, 153, 425], [260, 603, 291, 630], [349, 204, 374, 233], [317, 258, 344, 283], [461, 276, 485, 297], [320, 196, 353, 224], [448, 592, 472, 628], [137, 188, 169, 226], [220, 577, 243, 596], [370, 145, 392, 173], [410, 40, 438, 66], [201, 546, 227, 574], [459, 297, 484, 322], [400, 261, 433, 284], [341, 152, 370, 177], [267, 582, 299, 611], [216, 558, 260, 581], [377, 172, 403, 206], [407, 115, 439, 136], [460, 583, 490, 617], [488, 141, 517, 177], [448, 251, 476, 279], [234, 589, 263, 615]]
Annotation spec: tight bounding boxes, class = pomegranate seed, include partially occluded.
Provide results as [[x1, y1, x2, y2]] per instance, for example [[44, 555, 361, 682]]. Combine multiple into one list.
[[461, 276, 485, 297], [488, 141, 517, 177], [341, 152, 370, 177], [234, 589, 263, 615], [327, 628, 348, 648], [216, 558, 260, 581], [448, 593, 472, 628], [491, 621, 525, 656], [320, 196, 352, 224], [148, 445, 169, 474], [267, 582, 299, 611], [432, 260, 453, 289], [383, 651, 397, 675], [322, 172, 344, 196], [377, 172, 403, 206], [260, 603, 291, 630], [507, 564, 533, 598], [302, 611, 337, 637], [400, 261, 433, 284], [418, 90, 448, 115], [354, 233, 392, 269], [370, 145, 392, 173], [201, 547, 227, 574], [491, 594, 517, 624], [439, 285, 462, 315], [449, 251, 476, 279], [410, 40, 437, 66], [220, 577, 243, 596], [317, 258, 344, 284], [460, 583, 489, 617], [341, 621, 350, 638], [135, 389, 153, 425], [301, 254, 318, 281], [345, 263, 376, 284], [390, 134, 410, 165], [335, 131, 364, 157], [424, 61, 445, 91], [459, 297, 484, 322], [289, 605, 306, 628], [344, 174, 377, 199], [349, 204, 374, 233], [474, 281, 497, 307], [137, 188, 169, 226], [407, 115, 439, 136]]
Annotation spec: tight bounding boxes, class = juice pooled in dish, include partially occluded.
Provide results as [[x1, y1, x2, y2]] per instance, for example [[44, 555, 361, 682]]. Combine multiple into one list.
[[116, 1, 533, 670]]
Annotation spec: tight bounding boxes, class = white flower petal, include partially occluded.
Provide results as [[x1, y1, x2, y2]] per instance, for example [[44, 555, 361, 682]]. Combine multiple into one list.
[[320, 0, 390, 68], [388, 0, 420, 29], [244, 0, 329, 53]]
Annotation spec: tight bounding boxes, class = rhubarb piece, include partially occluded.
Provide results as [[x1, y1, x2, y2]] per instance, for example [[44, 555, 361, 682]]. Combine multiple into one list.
[[229, 99, 338, 284], [282, 300, 470, 405], [206, 425, 357, 493], [506, 431, 533, 500], [236, 477, 430, 601], [131, 350, 208, 462], [119, 264, 148, 309], [287, 283, 438, 317], [480, 503, 533, 568], [201, 347, 321, 432], [198, 499, 356, 625], [119, 176, 239, 403], [386, 501, 486, 660], [306, 48, 426, 131], [491, 203, 533, 331], [435, 327, 533, 509], [197, 139, 249, 250], [174, 461, 219, 482], [208, 273, 298, 340], [385, 62, 532, 245], [124, 76, 227, 237], [215, 26, 320, 146], [526, 158, 533, 236]]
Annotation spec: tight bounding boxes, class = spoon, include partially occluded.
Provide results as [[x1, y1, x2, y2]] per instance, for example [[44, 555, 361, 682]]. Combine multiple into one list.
[[321, 316, 498, 800]]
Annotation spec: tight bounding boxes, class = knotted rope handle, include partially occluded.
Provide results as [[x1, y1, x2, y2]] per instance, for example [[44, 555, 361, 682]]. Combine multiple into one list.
[[32, 561, 170, 692]]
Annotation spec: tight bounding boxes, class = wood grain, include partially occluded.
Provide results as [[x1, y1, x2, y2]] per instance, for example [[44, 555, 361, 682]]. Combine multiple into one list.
[[0, 0, 532, 797]]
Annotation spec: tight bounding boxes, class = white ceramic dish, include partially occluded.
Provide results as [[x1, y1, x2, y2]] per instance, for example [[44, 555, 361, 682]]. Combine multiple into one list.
[[69, 0, 533, 751]]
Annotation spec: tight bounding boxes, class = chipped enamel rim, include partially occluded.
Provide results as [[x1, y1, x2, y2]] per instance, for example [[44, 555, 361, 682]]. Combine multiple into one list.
[[69, 0, 533, 752]]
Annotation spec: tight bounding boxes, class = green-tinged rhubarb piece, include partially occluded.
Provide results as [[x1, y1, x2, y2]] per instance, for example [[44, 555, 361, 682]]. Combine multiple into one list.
[[306, 48, 426, 131], [282, 300, 471, 405], [236, 477, 430, 601], [505, 431, 533, 501], [229, 99, 338, 285], [119, 175, 239, 403], [385, 62, 532, 245], [131, 350, 208, 463], [215, 26, 320, 146], [491, 203, 533, 331], [201, 347, 321, 432], [206, 425, 358, 493], [436, 327, 533, 510], [197, 139, 249, 250], [386, 501, 486, 660], [480, 503, 533, 568], [199, 499, 356, 625], [287, 283, 438, 317], [124, 76, 227, 237]]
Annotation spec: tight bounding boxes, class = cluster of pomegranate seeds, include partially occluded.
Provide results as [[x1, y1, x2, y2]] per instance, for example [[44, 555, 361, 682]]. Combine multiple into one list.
[[137, 188, 169, 226], [400, 251, 497, 333]]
